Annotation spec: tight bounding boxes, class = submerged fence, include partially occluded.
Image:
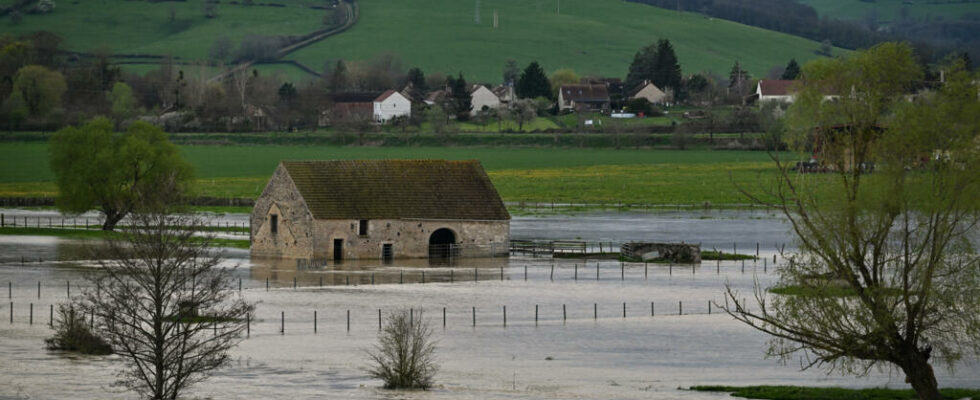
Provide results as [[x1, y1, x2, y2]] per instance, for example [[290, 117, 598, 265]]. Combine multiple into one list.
[[0, 213, 250, 237]]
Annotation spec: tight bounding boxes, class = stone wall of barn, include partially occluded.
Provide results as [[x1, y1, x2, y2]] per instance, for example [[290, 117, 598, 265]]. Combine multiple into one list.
[[312, 219, 510, 260], [250, 165, 316, 258]]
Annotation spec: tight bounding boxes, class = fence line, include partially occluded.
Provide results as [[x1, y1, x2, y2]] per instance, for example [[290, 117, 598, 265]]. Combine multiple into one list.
[[0, 213, 250, 237], [4, 259, 782, 300], [3, 299, 738, 334]]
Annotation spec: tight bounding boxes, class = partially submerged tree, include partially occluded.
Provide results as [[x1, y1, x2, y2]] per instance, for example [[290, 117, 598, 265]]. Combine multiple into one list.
[[49, 118, 194, 230], [78, 212, 251, 400], [726, 43, 980, 400], [367, 310, 438, 390]]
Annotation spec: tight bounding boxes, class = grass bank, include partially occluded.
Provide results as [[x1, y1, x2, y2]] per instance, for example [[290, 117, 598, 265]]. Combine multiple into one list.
[[691, 385, 980, 400], [1, 143, 827, 206]]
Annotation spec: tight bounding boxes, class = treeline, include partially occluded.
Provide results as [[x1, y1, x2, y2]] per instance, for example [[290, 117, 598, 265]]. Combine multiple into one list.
[[625, 0, 979, 63]]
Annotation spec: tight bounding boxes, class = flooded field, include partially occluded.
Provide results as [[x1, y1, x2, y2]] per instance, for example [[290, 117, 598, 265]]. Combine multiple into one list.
[[1, 210, 978, 399]]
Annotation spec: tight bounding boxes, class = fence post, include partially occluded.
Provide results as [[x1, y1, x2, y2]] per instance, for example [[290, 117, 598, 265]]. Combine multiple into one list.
[[246, 314, 250, 338], [500, 266, 503, 281], [708, 301, 712, 315], [644, 262, 648, 279], [472, 306, 476, 327], [293, 277, 297, 289], [562, 304, 566, 322], [400, 271, 404, 284], [623, 302, 626, 318], [266, 278, 269, 291], [593, 303, 597, 320], [281, 311, 284, 334], [66, 280, 70, 298], [29, 303, 32, 325], [651, 301, 654, 316], [679, 301, 683, 316], [442, 307, 446, 328], [378, 309, 382, 330], [346, 310, 350, 332], [10, 302, 13, 324], [524, 265, 527, 281], [550, 264, 554, 281], [621, 262, 624, 280], [534, 304, 538, 326], [49, 304, 53, 326], [596, 263, 600, 280], [503, 306, 506, 327], [238, 278, 242, 292], [314, 310, 317, 334], [756, 242, 760, 257], [450, 269, 454, 283], [7, 281, 9, 299]]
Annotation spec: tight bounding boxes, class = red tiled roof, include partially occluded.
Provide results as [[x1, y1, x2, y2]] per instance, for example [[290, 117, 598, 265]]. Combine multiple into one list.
[[374, 90, 399, 102], [560, 84, 609, 103], [758, 80, 797, 96]]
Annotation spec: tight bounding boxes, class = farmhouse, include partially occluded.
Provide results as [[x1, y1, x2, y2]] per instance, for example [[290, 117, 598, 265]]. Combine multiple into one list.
[[629, 80, 668, 105], [558, 84, 611, 112], [250, 160, 511, 260], [469, 84, 501, 116], [373, 90, 411, 123], [754, 79, 797, 104]]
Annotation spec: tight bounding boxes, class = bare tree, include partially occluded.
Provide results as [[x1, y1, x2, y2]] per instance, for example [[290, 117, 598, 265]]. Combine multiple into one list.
[[231, 66, 256, 120], [77, 212, 251, 400], [724, 43, 980, 400], [367, 310, 438, 389]]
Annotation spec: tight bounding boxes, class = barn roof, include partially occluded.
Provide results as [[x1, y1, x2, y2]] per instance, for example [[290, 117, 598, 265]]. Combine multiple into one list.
[[758, 80, 797, 96], [280, 160, 510, 221]]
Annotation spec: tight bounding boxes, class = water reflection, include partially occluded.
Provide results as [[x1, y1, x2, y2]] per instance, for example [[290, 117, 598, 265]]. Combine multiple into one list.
[[247, 255, 512, 287]]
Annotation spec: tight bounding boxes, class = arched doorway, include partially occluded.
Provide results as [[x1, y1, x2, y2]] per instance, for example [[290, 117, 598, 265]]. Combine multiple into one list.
[[428, 228, 457, 259]]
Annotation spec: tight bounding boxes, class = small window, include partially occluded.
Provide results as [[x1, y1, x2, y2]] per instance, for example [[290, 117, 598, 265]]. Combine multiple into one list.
[[359, 219, 368, 236], [270, 214, 278, 234]]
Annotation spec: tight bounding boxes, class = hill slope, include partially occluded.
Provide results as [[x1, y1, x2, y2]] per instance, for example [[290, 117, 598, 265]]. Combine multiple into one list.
[[797, 0, 980, 24], [286, 0, 840, 83]]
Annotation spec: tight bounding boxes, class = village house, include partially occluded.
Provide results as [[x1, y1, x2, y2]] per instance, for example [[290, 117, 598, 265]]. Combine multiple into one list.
[[629, 80, 668, 105], [753, 79, 797, 104], [319, 90, 411, 126], [469, 84, 501, 116], [250, 160, 511, 260], [558, 83, 611, 112], [373, 90, 411, 123], [492, 84, 516, 106]]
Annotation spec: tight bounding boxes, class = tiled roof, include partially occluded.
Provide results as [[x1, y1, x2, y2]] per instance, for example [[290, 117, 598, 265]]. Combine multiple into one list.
[[758, 80, 797, 96], [281, 160, 510, 221], [375, 90, 399, 102], [560, 84, 610, 103]]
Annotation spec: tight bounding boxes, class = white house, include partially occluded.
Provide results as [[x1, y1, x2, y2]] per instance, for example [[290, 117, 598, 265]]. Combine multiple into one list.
[[470, 85, 501, 116], [755, 80, 797, 104], [629, 80, 668, 105], [373, 90, 411, 123]]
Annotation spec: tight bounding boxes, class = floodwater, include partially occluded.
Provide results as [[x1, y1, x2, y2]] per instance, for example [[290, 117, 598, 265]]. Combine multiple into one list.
[[1, 210, 978, 400]]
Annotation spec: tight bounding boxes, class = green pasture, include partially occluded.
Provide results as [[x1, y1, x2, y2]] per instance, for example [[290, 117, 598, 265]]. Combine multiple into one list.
[[287, 0, 841, 83], [0, 143, 809, 205], [798, 0, 980, 23], [1, 0, 324, 59]]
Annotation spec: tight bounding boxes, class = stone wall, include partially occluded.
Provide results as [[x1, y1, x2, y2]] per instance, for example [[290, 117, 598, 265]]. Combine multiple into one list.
[[312, 218, 510, 260], [250, 165, 316, 258]]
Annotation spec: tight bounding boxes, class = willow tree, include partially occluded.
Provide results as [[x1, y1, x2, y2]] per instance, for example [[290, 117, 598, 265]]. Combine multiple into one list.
[[726, 43, 980, 400]]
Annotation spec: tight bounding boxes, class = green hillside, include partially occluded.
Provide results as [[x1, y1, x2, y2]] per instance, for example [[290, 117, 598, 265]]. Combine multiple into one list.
[[797, 0, 980, 23], [4, 0, 839, 83], [286, 0, 840, 83], [0, 0, 325, 59]]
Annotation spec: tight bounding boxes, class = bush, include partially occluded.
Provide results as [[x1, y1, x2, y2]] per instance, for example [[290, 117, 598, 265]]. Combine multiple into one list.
[[367, 310, 438, 390], [45, 304, 112, 355]]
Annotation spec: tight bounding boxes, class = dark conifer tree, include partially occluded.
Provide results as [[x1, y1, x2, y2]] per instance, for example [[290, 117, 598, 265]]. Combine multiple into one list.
[[516, 61, 551, 99], [781, 58, 801, 80]]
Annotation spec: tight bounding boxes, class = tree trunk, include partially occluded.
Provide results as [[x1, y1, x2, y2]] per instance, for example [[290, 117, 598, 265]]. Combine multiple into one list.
[[102, 210, 126, 231], [902, 354, 942, 400]]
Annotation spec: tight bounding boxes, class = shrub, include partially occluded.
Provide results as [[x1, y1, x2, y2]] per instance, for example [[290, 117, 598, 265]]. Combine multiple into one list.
[[367, 310, 438, 389], [45, 304, 112, 355]]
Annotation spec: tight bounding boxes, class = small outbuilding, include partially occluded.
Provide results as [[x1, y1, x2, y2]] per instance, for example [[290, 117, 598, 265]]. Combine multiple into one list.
[[250, 160, 511, 260]]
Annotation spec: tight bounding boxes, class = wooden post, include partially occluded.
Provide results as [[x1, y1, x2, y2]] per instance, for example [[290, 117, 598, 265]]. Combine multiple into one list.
[[400, 271, 404, 284], [293, 277, 297, 289], [644, 263, 648, 279], [679, 301, 683, 315], [651, 301, 654, 316], [503, 306, 507, 327], [472, 306, 476, 327], [451, 269, 454, 283], [596, 263, 599, 280], [500, 266, 504, 281], [314, 310, 317, 333], [550, 264, 554, 281], [7, 281, 9, 299], [320, 276, 323, 287], [622, 302, 626, 318], [246, 314, 250, 337], [574, 264, 578, 280], [346, 310, 350, 332], [378, 309, 382, 330], [9, 302, 11, 324], [669, 263, 672, 276], [266, 278, 269, 291], [708, 301, 712, 315], [29, 303, 32, 325], [474, 268, 478, 282], [593, 303, 597, 320], [756, 242, 760, 257], [421, 270, 426, 284], [280, 311, 284, 335], [371, 274, 375, 285], [442, 307, 446, 328], [49, 304, 53, 326], [37, 281, 40, 299], [66, 280, 70, 298], [238, 278, 242, 292], [534, 304, 538, 326], [524, 265, 527, 280], [741, 259, 745, 273], [346, 275, 349, 286], [621, 263, 624, 280], [562, 304, 566, 322]]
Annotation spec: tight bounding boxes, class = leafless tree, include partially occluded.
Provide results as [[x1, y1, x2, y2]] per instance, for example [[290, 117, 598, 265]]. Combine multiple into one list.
[[367, 310, 438, 389], [77, 212, 251, 400]]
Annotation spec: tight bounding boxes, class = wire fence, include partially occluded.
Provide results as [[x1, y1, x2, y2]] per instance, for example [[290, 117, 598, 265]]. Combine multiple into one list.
[[0, 213, 250, 237]]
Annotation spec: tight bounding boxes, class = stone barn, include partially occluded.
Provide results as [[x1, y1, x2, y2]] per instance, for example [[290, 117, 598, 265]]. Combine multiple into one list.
[[250, 160, 511, 260]]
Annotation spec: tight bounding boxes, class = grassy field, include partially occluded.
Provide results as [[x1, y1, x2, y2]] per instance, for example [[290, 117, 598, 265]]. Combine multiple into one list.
[[0, 143, 812, 205], [691, 385, 980, 400], [797, 0, 980, 23], [1, 0, 324, 59], [286, 0, 840, 82]]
